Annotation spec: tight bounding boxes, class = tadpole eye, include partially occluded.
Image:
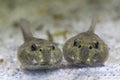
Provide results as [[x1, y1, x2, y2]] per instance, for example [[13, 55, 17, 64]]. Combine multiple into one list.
[[73, 39, 78, 46], [31, 44, 37, 51], [78, 45, 81, 48], [89, 45, 93, 49], [51, 45, 55, 50], [39, 48, 43, 51], [94, 41, 99, 49]]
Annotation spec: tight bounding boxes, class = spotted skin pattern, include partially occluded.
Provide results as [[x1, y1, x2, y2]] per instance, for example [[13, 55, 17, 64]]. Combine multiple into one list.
[[63, 19, 109, 67], [17, 19, 62, 70]]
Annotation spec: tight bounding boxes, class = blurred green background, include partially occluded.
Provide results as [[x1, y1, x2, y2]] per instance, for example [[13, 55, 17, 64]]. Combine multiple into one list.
[[0, 0, 119, 28]]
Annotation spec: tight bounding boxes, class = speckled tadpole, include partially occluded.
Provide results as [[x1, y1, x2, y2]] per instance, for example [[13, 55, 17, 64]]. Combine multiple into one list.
[[17, 19, 62, 70], [63, 18, 109, 67]]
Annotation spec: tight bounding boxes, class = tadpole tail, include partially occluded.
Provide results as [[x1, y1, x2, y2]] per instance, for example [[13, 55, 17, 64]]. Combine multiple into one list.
[[46, 30, 54, 42], [87, 16, 97, 33], [18, 19, 33, 42]]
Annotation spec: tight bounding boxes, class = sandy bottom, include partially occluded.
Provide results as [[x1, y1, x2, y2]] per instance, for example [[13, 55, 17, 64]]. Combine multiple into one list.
[[0, 0, 120, 80]]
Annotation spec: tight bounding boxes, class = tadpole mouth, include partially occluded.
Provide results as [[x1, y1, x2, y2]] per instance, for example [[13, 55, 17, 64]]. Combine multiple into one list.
[[41, 62, 49, 65]]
